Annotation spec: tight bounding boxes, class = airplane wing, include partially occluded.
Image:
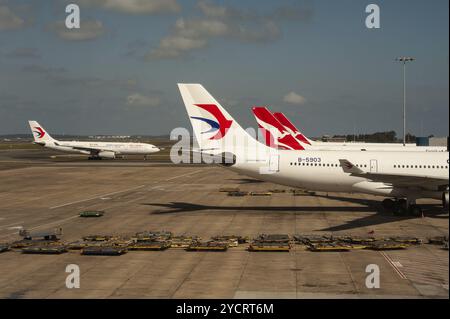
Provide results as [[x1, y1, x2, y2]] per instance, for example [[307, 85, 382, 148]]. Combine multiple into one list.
[[339, 159, 448, 191], [54, 142, 114, 154]]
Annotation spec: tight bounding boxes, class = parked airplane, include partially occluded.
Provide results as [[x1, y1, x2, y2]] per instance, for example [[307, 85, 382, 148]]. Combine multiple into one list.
[[28, 121, 160, 159], [178, 84, 449, 216], [252, 107, 446, 152], [267, 109, 446, 152]]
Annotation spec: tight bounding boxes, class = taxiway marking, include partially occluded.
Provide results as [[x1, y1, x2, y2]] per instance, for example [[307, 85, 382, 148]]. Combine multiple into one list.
[[380, 251, 408, 280], [0, 221, 25, 229], [49, 184, 146, 209], [48, 169, 204, 209], [164, 169, 204, 181], [0, 215, 79, 239]]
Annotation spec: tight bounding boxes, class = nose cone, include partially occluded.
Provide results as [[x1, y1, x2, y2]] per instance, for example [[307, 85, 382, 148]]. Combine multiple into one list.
[[148, 145, 160, 153]]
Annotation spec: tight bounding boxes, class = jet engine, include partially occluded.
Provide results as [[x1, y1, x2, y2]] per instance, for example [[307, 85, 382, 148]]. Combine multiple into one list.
[[98, 151, 116, 159], [217, 152, 236, 167], [443, 191, 449, 209]]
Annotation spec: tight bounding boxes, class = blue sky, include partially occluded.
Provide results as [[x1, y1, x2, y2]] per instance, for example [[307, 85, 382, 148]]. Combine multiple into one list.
[[0, 0, 448, 137]]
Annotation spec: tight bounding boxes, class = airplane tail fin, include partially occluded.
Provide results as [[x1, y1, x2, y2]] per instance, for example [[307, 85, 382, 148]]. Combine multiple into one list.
[[339, 159, 365, 175], [252, 107, 304, 150], [272, 112, 314, 146], [28, 121, 55, 144], [178, 84, 268, 158]]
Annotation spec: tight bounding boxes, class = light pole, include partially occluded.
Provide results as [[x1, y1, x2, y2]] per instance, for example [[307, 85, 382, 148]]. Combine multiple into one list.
[[395, 56, 415, 146]]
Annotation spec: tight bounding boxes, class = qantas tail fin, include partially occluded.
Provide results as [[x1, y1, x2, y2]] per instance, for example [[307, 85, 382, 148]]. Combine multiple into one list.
[[252, 107, 304, 150], [272, 112, 314, 146], [28, 121, 56, 144], [178, 84, 268, 158]]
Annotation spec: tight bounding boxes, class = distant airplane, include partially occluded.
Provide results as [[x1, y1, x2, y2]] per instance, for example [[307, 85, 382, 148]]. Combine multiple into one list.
[[179, 84, 449, 216], [251, 107, 446, 152], [28, 121, 160, 160]]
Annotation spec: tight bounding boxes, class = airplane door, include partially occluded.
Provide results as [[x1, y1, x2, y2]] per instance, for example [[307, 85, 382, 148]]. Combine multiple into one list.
[[370, 159, 378, 173], [269, 154, 280, 172]]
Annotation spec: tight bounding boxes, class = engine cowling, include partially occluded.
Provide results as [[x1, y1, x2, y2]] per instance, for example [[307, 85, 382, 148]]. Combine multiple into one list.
[[98, 151, 116, 159], [442, 192, 449, 209], [217, 152, 236, 167]]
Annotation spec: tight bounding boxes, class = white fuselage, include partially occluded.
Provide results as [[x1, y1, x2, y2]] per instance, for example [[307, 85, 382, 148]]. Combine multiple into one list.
[[302, 142, 446, 152], [44, 140, 159, 155], [230, 150, 449, 200]]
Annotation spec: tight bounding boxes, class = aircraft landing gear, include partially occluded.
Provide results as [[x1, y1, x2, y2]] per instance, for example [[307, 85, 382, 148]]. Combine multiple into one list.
[[383, 198, 423, 217], [408, 204, 423, 217], [395, 199, 408, 216], [88, 156, 102, 160], [382, 198, 395, 210]]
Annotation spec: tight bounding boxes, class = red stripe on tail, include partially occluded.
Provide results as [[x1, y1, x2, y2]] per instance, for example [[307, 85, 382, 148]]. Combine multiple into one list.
[[252, 107, 304, 150]]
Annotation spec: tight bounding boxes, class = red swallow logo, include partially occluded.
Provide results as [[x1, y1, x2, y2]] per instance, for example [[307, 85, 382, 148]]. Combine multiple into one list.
[[194, 104, 233, 140], [344, 161, 353, 169], [33, 127, 45, 139]]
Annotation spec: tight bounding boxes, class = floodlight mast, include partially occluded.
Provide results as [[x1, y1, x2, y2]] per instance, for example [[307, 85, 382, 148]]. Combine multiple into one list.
[[395, 56, 415, 146]]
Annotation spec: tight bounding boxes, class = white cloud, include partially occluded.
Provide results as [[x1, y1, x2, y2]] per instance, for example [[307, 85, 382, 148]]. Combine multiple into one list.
[[149, 35, 207, 59], [0, 5, 24, 31], [197, 0, 238, 19], [146, 1, 285, 60], [21, 64, 67, 76], [126, 93, 160, 107], [175, 18, 229, 38], [5, 47, 40, 59], [49, 20, 105, 41], [77, 0, 181, 14], [283, 91, 306, 105]]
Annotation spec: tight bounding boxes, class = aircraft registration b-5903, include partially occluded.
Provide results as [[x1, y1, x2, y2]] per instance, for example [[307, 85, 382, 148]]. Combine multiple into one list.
[[178, 84, 449, 217]]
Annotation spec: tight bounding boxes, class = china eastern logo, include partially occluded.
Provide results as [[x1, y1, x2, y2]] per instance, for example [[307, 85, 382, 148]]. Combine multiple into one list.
[[343, 161, 353, 169], [33, 127, 45, 138], [190, 104, 233, 140]]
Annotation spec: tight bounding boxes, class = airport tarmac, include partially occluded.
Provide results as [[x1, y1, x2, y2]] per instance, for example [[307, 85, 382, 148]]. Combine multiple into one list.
[[0, 149, 448, 299]]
